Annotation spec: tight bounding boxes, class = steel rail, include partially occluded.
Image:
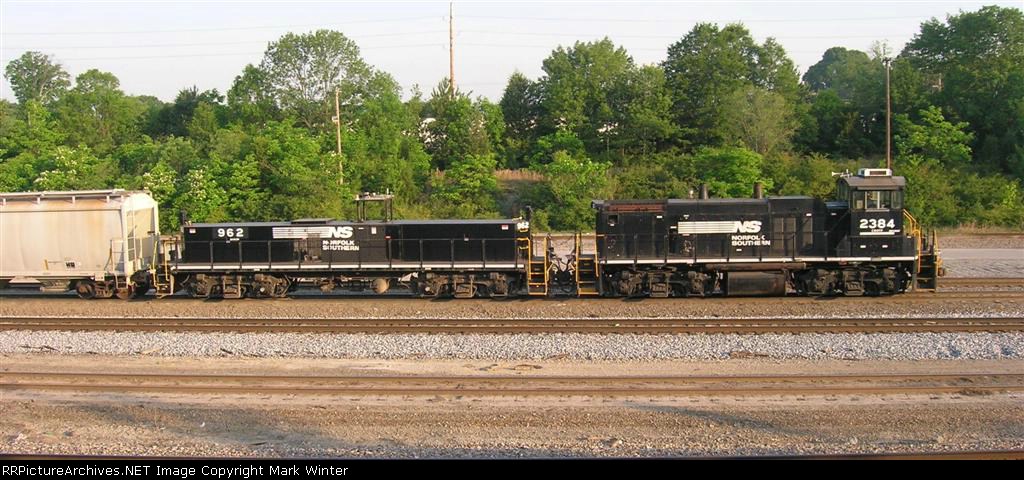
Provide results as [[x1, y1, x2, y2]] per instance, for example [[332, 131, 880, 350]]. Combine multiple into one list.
[[3, 371, 1022, 397], [2, 315, 1023, 334], [940, 277, 1024, 287]]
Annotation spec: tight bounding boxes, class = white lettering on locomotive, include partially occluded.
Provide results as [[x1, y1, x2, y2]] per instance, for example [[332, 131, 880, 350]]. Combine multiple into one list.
[[731, 234, 771, 247], [326, 226, 354, 238], [322, 239, 360, 251], [272, 225, 356, 239], [677, 220, 762, 234]]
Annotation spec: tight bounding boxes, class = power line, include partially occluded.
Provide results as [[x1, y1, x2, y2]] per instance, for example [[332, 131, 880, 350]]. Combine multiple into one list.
[[2, 16, 440, 35], [459, 14, 934, 24], [2, 31, 449, 50], [458, 29, 917, 40], [47, 44, 447, 61]]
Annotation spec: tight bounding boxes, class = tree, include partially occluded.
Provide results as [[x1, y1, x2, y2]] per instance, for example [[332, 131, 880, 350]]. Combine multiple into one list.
[[4, 51, 70, 105], [803, 47, 876, 98], [174, 167, 226, 223], [895, 106, 974, 168], [227, 64, 279, 126], [249, 30, 372, 130], [693, 146, 773, 198], [343, 71, 430, 201], [56, 69, 146, 153], [499, 71, 541, 168], [422, 78, 492, 170], [151, 86, 224, 138], [535, 151, 610, 230], [430, 153, 499, 218], [610, 65, 676, 158], [537, 38, 634, 155], [32, 146, 112, 191], [720, 85, 797, 156], [247, 120, 345, 220], [798, 46, 887, 157], [663, 23, 800, 147], [902, 5, 1024, 174]]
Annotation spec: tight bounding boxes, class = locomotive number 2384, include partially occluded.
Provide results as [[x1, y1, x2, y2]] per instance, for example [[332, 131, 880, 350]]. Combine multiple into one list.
[[859, 218, 896, 230]]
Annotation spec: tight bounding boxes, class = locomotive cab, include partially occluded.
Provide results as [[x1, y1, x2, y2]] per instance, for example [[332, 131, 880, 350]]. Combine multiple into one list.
[[830, 168, 913, 259]]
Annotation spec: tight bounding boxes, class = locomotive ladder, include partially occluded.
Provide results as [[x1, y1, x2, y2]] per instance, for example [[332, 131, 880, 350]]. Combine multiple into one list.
[[520, 237, 549, 296], [904, 211, 942, 291], [152, 237, 176, 298], [574, 233, 601, 296]]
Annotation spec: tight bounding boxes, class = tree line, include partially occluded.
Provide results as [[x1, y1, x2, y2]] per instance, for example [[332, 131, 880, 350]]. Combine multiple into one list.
[[2, 5, 1022, 231]]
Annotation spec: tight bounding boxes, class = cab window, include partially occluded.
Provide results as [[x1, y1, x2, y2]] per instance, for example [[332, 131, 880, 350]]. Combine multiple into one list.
[[854, 190, 897, 210]]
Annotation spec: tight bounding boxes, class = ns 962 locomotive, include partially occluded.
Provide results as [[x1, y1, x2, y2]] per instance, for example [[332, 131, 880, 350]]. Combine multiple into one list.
[[0, 169, 941, 299]]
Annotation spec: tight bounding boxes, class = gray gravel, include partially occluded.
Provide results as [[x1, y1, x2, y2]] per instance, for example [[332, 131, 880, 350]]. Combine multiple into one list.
[[4, 331, 1023, 361]]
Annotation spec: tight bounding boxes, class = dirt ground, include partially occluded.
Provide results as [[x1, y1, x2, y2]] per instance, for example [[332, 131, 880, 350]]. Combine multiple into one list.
[[2, 354, 1023, 458]]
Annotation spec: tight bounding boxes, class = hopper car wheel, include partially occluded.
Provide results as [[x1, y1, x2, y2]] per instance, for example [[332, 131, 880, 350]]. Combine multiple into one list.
[[75, 281, 97, 300]]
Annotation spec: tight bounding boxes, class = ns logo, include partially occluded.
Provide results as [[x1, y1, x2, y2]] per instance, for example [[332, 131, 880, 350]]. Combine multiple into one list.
[[733, 221, 762, 233], [325, 226, 354, 239]]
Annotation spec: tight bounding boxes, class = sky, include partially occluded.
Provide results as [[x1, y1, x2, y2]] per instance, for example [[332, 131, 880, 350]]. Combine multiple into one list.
[[2, 0, 1020, 103]]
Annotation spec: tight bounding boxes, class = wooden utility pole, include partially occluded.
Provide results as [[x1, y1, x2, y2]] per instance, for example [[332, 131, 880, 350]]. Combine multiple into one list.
[[885, 57, 892, 171], [334, 87, 343, 184], [449, 2, 455, 96]]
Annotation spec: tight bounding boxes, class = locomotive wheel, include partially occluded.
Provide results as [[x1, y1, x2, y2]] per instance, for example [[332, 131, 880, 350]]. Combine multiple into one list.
[[75, 281, 96, 299], [132, 283, 150, 299]]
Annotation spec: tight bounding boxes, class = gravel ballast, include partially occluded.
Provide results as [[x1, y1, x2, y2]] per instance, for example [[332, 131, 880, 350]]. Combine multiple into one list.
[[4, 331, 1023, 361]]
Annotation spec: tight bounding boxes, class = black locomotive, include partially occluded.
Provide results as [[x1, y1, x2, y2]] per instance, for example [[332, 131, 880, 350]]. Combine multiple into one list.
[[143, 168, 939, 299], [591, 169, 937, 297]]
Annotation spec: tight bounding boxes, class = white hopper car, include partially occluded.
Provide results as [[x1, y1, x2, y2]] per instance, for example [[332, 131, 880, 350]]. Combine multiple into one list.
[[0, 190, 160, 298]]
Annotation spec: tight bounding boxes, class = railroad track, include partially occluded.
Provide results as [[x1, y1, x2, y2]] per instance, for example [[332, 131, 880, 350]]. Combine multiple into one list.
[[3, 371, 1022, 397], [3, 315, 1024, 334], [940, 277, 1024, 287], [2, 278, 1023, 300]]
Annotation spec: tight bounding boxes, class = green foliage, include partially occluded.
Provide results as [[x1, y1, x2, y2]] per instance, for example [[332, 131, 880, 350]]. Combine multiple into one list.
[[663, 23, 800, 147], [32, 146, 112, 191], [3, 51, 70, 105], [499, 71, 541, 168], [248, 120, 345, 220], [531, 151, 610, 231], [903, 5, 1024, 175], [343, 72, 430, 200], [422, 79, 493, 170], [55, 69, 146, 154], [693, 146, 773, 198], [797, 47, 885, 157], [254, 30, 371, 130], [527, 128, 586, 167], [770, 152, 847, 199], [429, 153, 499, 218], [611, 148, 695, 200], [895, 106, 974, 168], [720, 86, 798, 156]]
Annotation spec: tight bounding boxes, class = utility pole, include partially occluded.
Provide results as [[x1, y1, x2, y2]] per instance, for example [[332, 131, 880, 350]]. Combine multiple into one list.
[[334, 87, 343, 185], [449, 2, 455, 97], [885, 57, 892, 171]]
